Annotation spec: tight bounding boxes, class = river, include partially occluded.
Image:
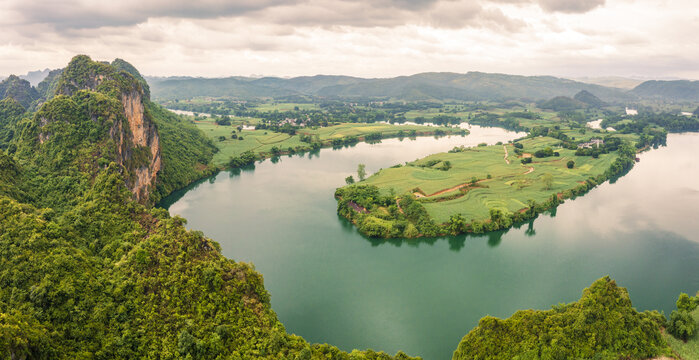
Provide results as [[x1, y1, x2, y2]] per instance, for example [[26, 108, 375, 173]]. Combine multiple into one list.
[[161, 126, 699, 360]]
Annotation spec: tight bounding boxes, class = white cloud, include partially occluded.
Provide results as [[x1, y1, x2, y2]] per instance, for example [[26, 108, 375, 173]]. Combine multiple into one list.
[[0, 0, 698, 79]]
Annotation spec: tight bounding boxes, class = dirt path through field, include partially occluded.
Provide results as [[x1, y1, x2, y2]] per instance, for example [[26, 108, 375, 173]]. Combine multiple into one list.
[[396, 198, 405, 214], [425, 178, 488, 197], [503, 145, 510, 164], [524, 166, 534, 174], [428, 183, 470, 197]]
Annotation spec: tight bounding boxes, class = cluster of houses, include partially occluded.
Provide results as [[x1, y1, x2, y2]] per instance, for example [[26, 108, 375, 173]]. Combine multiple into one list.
[[279, 117, 307, 127], [578, 138, 604, 149]]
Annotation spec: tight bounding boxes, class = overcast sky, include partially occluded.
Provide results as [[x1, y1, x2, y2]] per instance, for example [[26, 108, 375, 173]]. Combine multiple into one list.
[[1, 0, 697, 79]]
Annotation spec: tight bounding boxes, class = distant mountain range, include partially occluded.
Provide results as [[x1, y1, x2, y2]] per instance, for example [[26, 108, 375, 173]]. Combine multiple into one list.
[[149, 72, 637, 102], [6, 67, 699, 104], [19, 69, 53, 86], [147, 72, 699, 103], [572, 76, 645, 90], [629, 80, 699, 102]]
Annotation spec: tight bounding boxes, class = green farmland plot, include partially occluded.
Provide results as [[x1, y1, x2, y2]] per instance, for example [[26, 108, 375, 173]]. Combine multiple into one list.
[[364, 138, 618, 223], [193, 117, 464, 166]]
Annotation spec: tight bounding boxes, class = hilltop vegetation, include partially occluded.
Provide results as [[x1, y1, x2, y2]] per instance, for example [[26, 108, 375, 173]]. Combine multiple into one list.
[[0, 75, 39, 109], [452, 277, 671, 360], [631, 80, 699, 101], [574, 89, 607, 107], [147, 104, 218, 202], [150, 72, 630, 102], [538, 96, 587, 111]]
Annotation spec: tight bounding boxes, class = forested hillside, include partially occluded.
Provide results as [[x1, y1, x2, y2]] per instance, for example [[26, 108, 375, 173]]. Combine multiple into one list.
[[150, 72, 630, 102], [453, 277, 671, 360], [631, 80, 699, 101], [0, 75, 39, 109], [0, 55, 417, 360]]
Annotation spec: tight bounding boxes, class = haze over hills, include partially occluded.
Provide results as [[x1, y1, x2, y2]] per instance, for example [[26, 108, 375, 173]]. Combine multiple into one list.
[[7, 65, 699, 107], [19, 69, 53, 86], [572, 76, 645, 90], [630, 80, 699, 102], [149, 72, 635, 102]]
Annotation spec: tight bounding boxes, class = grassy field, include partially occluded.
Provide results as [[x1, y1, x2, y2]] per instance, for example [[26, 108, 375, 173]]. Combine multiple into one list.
[[363, 135, 622, 223], [193, 117, 463, 166], [665, 306, 699, 360]]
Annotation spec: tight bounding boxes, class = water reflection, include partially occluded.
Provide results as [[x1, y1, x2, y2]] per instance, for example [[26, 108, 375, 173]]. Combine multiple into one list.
[[162, 129, 699, 360]]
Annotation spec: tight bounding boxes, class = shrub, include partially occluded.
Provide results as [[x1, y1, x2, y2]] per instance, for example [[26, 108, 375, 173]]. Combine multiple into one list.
[[676, 293, 698, 312], [229, 150, 256, 168], [668, 310, 697, 341], [534, 147, 554, 158]]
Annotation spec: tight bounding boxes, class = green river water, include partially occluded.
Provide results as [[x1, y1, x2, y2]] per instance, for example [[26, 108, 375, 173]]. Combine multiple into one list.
[[162, 126, 699, 360]]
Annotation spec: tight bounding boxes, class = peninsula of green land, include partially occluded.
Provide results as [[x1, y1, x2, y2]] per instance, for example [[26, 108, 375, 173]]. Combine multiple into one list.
[[336, 111, 667, 238], [192, 115, 466, 167]]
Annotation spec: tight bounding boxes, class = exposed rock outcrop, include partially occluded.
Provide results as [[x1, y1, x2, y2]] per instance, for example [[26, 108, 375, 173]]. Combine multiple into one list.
[[116, 89, 161, 202], [41, 55, 162, 203]]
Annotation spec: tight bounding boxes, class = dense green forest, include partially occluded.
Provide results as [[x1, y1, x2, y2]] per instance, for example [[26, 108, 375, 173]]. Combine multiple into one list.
[[0, 75, 39, 109], [0, 55, 418, 360], [630, 80, 699, 101], [453, 277, 672, 360]]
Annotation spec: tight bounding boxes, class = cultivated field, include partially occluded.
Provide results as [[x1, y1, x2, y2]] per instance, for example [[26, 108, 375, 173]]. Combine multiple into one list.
[[193, 117, 463, 166], [363, 135, 620, 223]]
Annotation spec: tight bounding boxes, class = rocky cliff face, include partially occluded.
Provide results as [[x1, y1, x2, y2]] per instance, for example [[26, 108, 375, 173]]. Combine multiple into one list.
[[116, 88, 162, 202], [45, 56, 162, 203]]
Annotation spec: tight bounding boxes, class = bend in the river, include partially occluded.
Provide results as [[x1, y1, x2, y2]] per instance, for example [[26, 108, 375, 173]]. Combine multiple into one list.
[[162, 126, 699, 360]]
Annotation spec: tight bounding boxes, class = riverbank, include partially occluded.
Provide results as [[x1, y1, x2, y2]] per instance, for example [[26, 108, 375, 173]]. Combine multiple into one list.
[[201, 120, 468, 167], [153, 116, 468, 205]]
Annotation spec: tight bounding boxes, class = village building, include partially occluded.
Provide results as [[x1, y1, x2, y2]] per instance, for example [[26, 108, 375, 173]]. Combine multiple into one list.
[[578, 138, 604, 149]]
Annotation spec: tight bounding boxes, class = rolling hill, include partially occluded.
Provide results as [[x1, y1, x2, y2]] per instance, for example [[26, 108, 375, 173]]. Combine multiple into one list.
[[149, 71, 632, 102], [630, 80, 699, 101]]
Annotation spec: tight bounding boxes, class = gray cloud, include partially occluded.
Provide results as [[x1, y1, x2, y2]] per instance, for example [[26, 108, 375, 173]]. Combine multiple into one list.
[[491, 0, 605, 13], [2, 0, 698, 81], [3, 0, 539, 31], [8, 0, 296, 29], [537, 0, 605, 13]]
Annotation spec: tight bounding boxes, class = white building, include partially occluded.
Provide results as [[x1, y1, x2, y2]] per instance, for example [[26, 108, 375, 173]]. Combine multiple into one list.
[[625, 107, 638, 116]]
